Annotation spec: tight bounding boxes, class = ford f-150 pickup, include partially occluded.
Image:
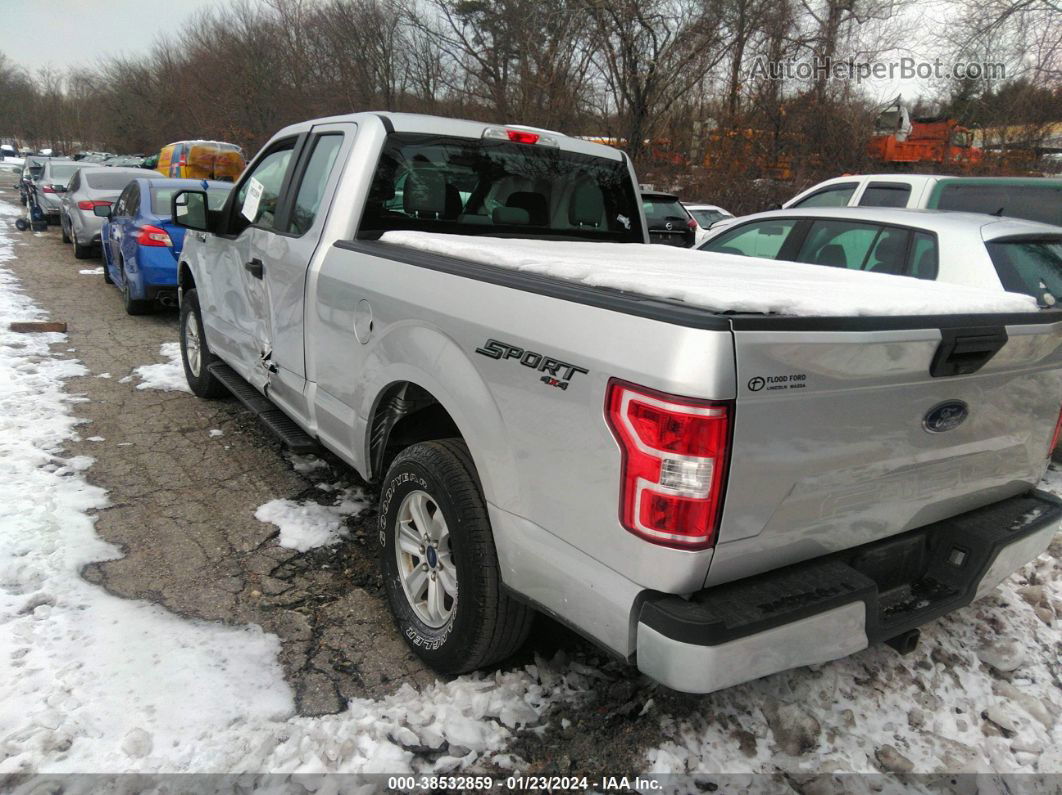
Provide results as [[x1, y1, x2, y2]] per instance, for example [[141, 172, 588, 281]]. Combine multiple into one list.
[[170, 112, 1062, 694]]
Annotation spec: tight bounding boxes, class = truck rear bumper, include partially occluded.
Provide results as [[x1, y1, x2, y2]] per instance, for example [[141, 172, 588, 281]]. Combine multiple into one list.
[[636, 489, 1061, 694]]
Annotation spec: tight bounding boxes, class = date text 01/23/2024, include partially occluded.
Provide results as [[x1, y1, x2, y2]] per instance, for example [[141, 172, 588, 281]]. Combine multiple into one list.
[[386, 775, 662, 791]]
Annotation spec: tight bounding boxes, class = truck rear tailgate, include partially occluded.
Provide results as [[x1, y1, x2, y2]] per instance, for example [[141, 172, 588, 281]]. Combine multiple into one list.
[[709, 315, 1062, 586]]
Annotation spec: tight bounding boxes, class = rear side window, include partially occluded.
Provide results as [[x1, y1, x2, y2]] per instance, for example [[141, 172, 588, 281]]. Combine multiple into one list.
[[358, 133, 641, 242], [909, 232, 939, 280], [936, 183, 1062, 226], [986, 238, 1062, 307], [791, 183, 857, 208], [859, 182, 911, 208], [796, 220, 883, 268], [288, 134, 343, 235], [700, 220, 797, 258]]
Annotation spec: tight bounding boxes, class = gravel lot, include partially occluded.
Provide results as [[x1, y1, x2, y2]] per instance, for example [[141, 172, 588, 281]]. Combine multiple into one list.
[[3, 185, 1060, 781]]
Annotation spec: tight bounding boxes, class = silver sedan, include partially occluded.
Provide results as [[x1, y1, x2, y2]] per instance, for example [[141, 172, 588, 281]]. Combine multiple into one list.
[[60, 167, 160, 258]]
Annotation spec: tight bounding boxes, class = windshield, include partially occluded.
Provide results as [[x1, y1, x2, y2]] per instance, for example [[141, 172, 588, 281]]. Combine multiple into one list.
[[86, 171, 144, 190], [986, 238, 1062, 307], [47, 163, 79, 182], [690, 209, 728, 226], [358, 133, 641, 243], [642, 196, 688, 224], [150, 186, 231, 216]]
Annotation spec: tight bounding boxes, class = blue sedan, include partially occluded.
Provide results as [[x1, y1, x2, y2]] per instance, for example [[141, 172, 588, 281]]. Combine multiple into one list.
[[101, 178, 232, 314]]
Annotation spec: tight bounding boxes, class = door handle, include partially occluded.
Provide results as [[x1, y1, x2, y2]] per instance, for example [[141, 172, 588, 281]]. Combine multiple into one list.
[[245, 258, 264, 279]]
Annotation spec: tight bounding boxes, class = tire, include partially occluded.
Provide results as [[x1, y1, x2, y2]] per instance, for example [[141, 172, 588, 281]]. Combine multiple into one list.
[[74, 239, 92, 259], [60, 217, 71, 244], [380, 439, 533, 674], [120, 259, 152, 315], [179, 288, 227, 398]]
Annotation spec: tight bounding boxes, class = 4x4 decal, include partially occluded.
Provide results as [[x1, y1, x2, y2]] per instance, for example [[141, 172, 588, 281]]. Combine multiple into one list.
[[475, 338, 588, 390]]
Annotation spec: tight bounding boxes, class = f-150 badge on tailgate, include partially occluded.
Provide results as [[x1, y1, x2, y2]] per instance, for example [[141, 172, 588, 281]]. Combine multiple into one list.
[[923, 400, 969, 433], [476, 338, 588, 390]]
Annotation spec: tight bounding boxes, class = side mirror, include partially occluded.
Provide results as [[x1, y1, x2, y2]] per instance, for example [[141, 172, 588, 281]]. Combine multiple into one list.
[[172, 189, 209, 231], [93, 205, 112, 218]]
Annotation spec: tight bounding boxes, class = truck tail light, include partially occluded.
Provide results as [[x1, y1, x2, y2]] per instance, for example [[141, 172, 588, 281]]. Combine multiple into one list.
[[605, 379, 731, 549], [1049, 403, 1062, 458], [77, 200, 111, 211], [41, 185, 56, 193], [482, 126, 559, 147], [136, 224, 172, 247]]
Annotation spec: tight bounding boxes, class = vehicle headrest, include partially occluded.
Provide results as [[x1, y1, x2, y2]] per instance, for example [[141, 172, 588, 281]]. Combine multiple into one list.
[[569, 180, 604, 227], [404, 167, 447, 216]]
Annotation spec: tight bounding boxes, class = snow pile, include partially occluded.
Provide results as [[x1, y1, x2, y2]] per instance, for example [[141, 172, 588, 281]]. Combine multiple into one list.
[[255, 484, 369, 552], [78, 267, 104, 275], [645, 480, 1062, 775], [131, 341, 190, 392], [0, 202, 598, 775], [381, 231, 1038, 317]]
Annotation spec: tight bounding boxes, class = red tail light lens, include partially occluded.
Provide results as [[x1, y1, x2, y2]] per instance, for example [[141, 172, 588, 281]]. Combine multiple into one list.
[[687, 218, 698, 229], [605, 380, 731, 549], [77, 200, 112, 211], [1049, 404, 1062, 458], [41, 185, 55, 193], [507, 130, 540, 144], [136, 224, 172, 247]]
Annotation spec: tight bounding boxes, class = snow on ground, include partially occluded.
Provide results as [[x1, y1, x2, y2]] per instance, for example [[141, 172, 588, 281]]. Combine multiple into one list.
[[0, 204, 595, 775], [381, 232, 1038, 318], [131, 341, 190, 393], [255, 484, 369, 552], [78, 267, 103, 275], [644, 477, 1062, 777]]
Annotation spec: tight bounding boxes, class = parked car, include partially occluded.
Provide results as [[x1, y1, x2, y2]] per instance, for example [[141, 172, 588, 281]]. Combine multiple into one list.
[[169, 111, 1062, 695], [683, 202, 734, 245], [18, 156, 48, 205], [642, 191, 696, 246], [99, 177, 232, 314], [157, 140, 245, 182], [697, 207, 1062, 306], [32, 159, 79, 223], [60, 167, 158, 258], [782, 174, 1062, 226]]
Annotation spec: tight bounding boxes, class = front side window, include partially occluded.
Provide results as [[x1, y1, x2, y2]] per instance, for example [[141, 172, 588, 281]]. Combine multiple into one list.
[[232, 140, 297, 233], [288, 134, 343, 235], [359, 133, 642, 243], [700, 220, 797, 258], [986, 238, 1062, 307], [791, 183, 858, 208]]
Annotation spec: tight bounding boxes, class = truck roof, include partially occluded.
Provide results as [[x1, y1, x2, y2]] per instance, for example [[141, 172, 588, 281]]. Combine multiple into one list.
[[268, 111, 627, 161]]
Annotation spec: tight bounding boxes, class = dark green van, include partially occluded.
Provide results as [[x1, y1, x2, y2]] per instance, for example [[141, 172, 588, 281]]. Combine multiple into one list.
[[926, 177, 1062, 227]]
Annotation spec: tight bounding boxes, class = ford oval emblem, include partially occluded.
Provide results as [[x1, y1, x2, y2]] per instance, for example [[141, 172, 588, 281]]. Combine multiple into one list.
[[923, 400, 969, 433]]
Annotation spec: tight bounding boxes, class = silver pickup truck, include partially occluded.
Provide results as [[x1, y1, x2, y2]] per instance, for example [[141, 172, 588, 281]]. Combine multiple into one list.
[[170, 112, 1062, 694]]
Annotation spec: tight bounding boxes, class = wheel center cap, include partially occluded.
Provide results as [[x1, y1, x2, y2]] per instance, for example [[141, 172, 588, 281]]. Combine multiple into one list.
[[426, 546, 438, 568]]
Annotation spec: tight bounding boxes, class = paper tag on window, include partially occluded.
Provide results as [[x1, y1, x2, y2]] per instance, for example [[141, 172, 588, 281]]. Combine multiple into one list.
[[242, 178, 264, 222]]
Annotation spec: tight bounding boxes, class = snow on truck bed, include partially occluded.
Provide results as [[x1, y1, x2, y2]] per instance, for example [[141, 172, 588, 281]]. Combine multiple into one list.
[[380, 232, 1039, 317]]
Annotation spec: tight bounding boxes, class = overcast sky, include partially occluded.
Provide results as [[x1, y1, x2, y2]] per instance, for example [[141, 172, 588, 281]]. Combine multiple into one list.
[[0, 0, 947, 107], [0, 0, 220, 73]]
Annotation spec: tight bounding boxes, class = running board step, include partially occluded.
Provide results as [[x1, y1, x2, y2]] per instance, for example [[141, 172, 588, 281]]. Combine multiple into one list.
[[208, 362, 321, 454]]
